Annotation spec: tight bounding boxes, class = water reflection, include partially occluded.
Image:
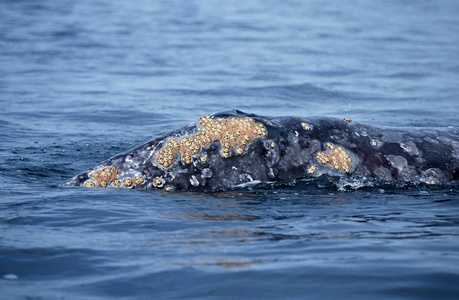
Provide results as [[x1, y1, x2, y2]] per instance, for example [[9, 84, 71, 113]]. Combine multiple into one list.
[[132, 189, 459, 273], [176, 258, 267, 269], [157, 191, 352, 222]]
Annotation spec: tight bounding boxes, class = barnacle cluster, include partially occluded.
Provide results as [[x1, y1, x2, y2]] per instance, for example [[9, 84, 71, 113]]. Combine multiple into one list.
[[83, 166, 144, 188], [316, 142, 353, 173], [155, 116, 267, 168], [85, 166, 120, 188]]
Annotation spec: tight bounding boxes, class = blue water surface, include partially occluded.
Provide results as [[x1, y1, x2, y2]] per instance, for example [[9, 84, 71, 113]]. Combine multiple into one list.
[[1, 0, 459, 299]]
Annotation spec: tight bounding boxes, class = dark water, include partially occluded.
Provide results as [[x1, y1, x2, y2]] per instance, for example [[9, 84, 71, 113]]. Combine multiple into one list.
[[1, 0, 459, 299]]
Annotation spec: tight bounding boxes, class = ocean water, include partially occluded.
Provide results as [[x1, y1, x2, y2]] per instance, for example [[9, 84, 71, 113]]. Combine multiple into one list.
[[1, 0, 459, 299]]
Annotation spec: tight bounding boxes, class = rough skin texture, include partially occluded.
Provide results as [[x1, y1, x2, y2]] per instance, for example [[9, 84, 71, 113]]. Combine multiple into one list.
[[61, 109, 459, 191]]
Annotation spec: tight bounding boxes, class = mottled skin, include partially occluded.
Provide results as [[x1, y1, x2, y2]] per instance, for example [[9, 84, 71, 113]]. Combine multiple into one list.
[[61, 110, 459, 191]]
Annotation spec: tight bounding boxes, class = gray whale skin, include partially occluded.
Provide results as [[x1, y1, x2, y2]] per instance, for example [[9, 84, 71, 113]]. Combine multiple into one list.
[[61, 109, 459, 191]]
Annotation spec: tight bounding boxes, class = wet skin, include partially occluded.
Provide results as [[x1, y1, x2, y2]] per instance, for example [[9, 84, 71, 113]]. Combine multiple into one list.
[[61, 110, 459, 191]]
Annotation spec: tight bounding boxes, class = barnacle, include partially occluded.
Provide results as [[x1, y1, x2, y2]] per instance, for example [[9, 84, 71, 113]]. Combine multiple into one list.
[[135, 175, 145, 185], [301, 122, 312, 131], [153, 177, 164, 188], [308, 165, 318, 174], [123, 178, 134, 188], [265, 141, 276, 149], [183, 155, 192, 165], [84, 181, 96, 188]]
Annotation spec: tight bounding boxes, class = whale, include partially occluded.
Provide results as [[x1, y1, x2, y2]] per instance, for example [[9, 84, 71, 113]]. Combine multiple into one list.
[[61, 109, 459, 191]]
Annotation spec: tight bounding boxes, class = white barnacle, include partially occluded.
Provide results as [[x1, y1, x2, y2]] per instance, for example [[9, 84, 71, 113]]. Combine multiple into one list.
[[202, 168, 213, 178], [190, 175, 200, 186]]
